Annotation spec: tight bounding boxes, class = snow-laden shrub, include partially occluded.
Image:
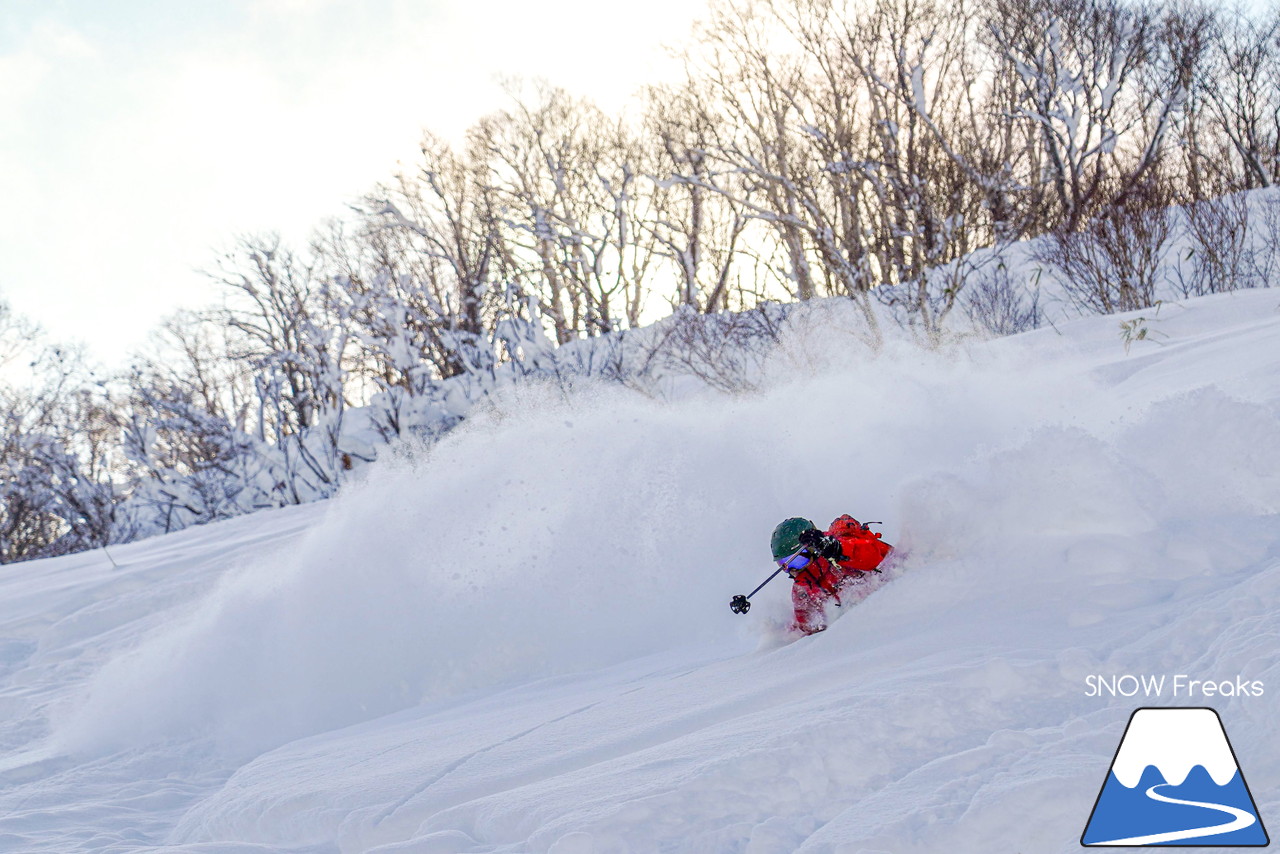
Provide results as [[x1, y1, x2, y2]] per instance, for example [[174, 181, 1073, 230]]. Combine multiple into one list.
[[1033, 187, 1177, 315]]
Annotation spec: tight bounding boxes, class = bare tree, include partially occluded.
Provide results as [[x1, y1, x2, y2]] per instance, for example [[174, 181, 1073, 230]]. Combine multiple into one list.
[[120, 313, 268, 532], [643, 83, 753, 313], [1195, 8, 1280, 190], [834, 0, 1004, 332], [684, 0, 828, 304], [357, 134, 511, 378], [208, 235, 351, 503], [688, 0, 1012, 333], [474, 83, 659, 340], [982, 0, 1204, 230], [0, 341, 120, 562]]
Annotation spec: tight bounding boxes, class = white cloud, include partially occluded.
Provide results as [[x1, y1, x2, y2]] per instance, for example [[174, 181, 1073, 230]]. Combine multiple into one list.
[[0, 20, 97, 136], [0, 0, 706, 365]]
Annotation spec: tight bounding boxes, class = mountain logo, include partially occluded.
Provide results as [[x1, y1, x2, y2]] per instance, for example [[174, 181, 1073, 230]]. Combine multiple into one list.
[[1081, 707, 1269, 847]]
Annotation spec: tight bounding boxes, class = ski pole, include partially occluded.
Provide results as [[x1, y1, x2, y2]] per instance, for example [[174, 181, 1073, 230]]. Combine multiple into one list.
[[730, 549, 803, 614]]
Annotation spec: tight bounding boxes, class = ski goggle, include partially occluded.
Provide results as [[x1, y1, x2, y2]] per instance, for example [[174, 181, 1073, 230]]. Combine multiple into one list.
[[778, 552, 811, 572]]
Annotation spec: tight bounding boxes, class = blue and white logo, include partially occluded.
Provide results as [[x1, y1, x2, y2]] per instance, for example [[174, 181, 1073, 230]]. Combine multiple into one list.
[[1082, 707, 1269, 847]]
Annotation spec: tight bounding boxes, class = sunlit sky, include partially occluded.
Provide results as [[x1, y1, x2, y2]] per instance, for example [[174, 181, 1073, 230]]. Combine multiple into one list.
[[0, 0, 705, 366]]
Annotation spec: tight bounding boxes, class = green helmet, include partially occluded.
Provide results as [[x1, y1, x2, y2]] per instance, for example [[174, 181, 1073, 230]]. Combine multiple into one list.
[[771, 517, 817, 560]]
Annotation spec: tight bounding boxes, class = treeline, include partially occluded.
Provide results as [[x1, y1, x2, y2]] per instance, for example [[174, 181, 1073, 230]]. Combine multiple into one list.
[[5, 0, 1280, 563]]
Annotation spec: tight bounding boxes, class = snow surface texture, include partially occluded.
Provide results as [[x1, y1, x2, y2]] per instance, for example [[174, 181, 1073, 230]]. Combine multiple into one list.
[[0, 290, 1278, 852]]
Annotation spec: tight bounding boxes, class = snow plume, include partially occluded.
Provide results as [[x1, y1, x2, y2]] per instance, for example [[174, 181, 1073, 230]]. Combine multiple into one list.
[[53, 321, 1076, 758], [54, 295, 1280, 761]]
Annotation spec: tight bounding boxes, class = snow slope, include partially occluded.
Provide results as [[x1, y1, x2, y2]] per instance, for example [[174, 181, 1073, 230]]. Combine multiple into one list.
[[1, 289, 1278, 853]]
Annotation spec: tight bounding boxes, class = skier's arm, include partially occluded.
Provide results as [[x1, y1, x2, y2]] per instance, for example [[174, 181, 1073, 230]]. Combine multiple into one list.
[[798, 527, 845, 561]]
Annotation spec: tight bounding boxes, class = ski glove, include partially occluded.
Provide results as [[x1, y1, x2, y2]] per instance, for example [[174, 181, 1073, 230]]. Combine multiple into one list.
[[798, 528, 845, 561], [797, 527, 824, 548], [818, 537, 845, 560]]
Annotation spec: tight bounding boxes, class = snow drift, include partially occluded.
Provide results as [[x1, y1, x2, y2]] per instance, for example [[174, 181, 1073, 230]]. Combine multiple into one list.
[[59, 318, 1094, 759]]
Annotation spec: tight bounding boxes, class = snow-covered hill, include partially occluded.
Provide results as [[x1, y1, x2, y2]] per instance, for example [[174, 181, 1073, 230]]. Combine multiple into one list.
[[1, 289, 1278, 853]]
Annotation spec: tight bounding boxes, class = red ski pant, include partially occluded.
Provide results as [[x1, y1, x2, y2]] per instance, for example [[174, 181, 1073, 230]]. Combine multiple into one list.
[[792, 582, 839, 634], [791, 572, 878, 634]]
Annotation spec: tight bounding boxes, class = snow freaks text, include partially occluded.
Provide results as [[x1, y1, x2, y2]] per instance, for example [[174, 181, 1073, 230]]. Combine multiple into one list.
[[1085, 675, 1265, 699]]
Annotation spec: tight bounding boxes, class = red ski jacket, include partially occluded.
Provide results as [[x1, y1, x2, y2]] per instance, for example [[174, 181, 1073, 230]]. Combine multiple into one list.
[[789, 515, 893, 597]]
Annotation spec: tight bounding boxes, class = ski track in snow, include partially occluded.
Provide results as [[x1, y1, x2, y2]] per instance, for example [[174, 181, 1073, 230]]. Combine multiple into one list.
[[0, 290, 1278, 852]]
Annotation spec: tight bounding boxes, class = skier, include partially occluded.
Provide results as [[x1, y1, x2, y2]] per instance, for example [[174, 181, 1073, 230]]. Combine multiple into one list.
[[771, 516, 892, 634]]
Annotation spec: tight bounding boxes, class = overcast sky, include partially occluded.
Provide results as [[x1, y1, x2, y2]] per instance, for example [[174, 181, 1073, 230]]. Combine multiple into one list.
[[0, 0, 704, 366]]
